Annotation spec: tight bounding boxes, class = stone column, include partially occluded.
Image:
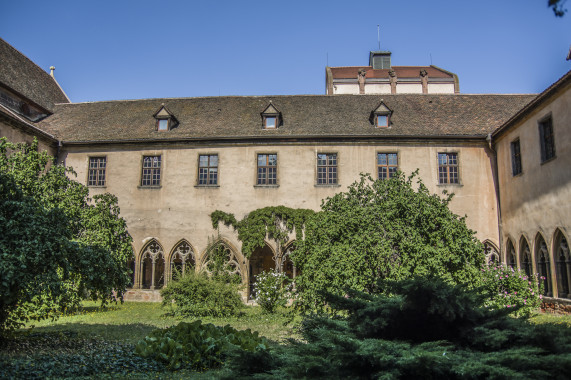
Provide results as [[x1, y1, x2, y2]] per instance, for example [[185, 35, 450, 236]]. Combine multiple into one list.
[[420, 69, 428, 94], [358, 69, 366, 94], [389, 70, 397, 94]]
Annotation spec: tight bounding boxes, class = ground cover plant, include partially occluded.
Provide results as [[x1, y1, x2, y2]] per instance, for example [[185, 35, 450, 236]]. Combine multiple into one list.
[[0, 301, 299, 378], [224, 277, 571, 379], [135, 320, 268, 370]]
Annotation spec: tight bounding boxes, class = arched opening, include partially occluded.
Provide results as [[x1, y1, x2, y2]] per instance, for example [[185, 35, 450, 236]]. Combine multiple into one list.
[[169, 240, 195, 282], [203, 240, 243, 285], [535, 235, 552, 297], [483, 241, 499, 265], [140, 240, 165, 290], [519, 238, 532, 278], [249, 244, 275, 299], [554, 230, 570, 299], [282, 241, 299, 279], [506, 239, 516, 268]]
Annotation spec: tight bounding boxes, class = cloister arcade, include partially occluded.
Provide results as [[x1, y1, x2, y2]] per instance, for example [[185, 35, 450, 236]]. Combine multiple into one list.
[[128, 237, 299, 300], [502, 228, 570, 300]]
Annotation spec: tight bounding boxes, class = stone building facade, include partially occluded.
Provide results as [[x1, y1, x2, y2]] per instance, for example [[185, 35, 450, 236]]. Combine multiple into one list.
[[1, 37, 569, 305]]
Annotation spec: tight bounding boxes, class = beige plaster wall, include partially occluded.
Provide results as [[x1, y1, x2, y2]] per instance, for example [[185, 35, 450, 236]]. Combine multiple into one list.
[[396, 83, 423, 94], [0, 119, 57, 155], [495, 82, 571, 298], [365, 84, 392, 94], [333, 84, 360, 94], [62, 141, 499, 267], [428, 83, 455, 94]]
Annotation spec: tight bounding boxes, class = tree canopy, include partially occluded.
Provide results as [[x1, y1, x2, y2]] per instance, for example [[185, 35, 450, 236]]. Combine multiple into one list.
[[292, 172, 485, 309], [0, 138, 133, 331]]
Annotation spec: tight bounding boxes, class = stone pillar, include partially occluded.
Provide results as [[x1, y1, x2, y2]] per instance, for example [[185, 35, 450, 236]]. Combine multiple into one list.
[[358, 69, 366, 94], [389, 70, 397, 94], [420, 69, 428, 94]]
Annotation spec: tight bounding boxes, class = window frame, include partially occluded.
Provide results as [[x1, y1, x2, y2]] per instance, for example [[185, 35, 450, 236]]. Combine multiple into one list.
[[510, 138, 522, 176], [377, 152, 398, 180], [263, 115, 277, 129], [140, 155, 162, 187], [156, 118, 170, 131], [87, 156, 107, 187], [316, 153, 338, 186], [538, 115, 556, 163], [197, 154, 219, 186], [375, 114, 389, 128], [437, 152, 460, 185], [256, 153, 278, 186]]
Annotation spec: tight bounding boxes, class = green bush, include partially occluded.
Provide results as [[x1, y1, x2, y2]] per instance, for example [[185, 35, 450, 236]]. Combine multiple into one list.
[[480, 264, 544, 317], [223, 277, 571, 379], [253, 270, 291, 313], [135, 320, 268, 370], [161, 272, 242, 317]]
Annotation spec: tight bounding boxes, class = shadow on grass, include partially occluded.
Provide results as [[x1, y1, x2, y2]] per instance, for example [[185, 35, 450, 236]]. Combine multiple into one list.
[[20, 322, 160, 343]]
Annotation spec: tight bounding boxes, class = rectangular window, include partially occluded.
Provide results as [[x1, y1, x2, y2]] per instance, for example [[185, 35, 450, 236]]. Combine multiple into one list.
[[264, 116, 277, 129], [317, 153, 337, 185], [257, 154, 277, 185], [198, 154, 218, 185], [88, 157, 106, 186], [539, 116, 556, 162], [377, 153, 398, 179], [376, 114, 388, 128], [438, 153, 459, 184], [510, 139, 522, 176], [141, 156, 161, 186], [157, 119, 169, 131]]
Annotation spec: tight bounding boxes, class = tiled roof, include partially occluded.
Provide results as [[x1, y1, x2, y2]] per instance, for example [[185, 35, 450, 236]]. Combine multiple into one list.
[[0, 38, 69, 112], [330, 66, 453, 79], [38, 94, 535, 143]]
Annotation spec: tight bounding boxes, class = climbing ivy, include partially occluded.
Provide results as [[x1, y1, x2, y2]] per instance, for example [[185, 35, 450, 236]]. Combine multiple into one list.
[[211, 206, 315, 259]]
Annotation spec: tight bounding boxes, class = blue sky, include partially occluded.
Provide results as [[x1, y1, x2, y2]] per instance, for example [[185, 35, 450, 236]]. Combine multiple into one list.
[[1, 0, 569, 102]]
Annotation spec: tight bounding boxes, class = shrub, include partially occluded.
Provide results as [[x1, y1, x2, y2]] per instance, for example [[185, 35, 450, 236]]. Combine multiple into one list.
[[293, 172, 485, 310], [135, 320, 268, 370], [253, 270, 292, 313], [223, 277, 571, 379], [161, 271, 242, 317], [480, 264, 544, 317]]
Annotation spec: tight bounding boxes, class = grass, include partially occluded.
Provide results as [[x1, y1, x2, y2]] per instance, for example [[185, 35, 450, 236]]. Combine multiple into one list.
[[0, 301, 300, 379], [1, 301, 570, 379]]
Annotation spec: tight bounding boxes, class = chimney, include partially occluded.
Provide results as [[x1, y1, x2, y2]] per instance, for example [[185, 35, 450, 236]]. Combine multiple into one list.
[[50, 66, 55, 78]]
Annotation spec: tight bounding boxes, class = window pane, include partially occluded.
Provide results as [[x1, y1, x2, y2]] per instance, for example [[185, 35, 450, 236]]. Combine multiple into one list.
[[265, 116, 276, 128], [377, 115, 387, 127], [388, 153, 398, 166], [158, 119, 168, 131], [258, 154, 266, 166]]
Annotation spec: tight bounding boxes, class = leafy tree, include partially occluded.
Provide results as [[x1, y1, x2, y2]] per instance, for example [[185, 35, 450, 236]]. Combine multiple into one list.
[[293, 172, 485, 309], [549, 0, 567, 17], [224, 278, 571, 379], [0, 138, 133, 331]]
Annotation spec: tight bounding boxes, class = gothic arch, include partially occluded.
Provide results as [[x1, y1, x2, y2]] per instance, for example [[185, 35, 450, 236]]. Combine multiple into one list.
[[483, 240, 500, 265], [553, 228, 570, 299], [200, 237, 245, 285], [519, 235, 533, 278], [248, 242, 276, 299], [139, 239, 166, 290], [167, 239, 196, 283], [505, 238, 516, 269], [535, 233, 552, 297]]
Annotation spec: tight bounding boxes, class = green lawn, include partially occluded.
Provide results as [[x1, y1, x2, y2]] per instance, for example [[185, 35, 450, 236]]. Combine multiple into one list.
[[1, 302, 569, 379], [0, 301, 300, 379]]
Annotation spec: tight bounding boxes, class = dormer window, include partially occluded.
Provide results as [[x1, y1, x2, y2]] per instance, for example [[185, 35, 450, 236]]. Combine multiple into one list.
[[261, 102, 281, 130], [153, 103, 178, 131], [371, 100, 392, 128]]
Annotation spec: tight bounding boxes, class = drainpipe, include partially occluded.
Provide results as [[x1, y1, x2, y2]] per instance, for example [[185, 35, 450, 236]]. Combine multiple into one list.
[[487, 133, 504, 262]]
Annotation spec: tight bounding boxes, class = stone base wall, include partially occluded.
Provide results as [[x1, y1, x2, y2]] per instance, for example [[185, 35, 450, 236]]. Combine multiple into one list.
[[540, 297, 571, 315], [123, 289, 163, 302]]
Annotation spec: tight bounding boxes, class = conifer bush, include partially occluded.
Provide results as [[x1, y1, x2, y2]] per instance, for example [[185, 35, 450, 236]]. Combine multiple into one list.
[[223, 277, 571, 379]]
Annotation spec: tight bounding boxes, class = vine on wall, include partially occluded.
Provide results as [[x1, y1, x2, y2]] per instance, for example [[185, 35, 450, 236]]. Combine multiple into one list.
[[210, 206, 315, 259]]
